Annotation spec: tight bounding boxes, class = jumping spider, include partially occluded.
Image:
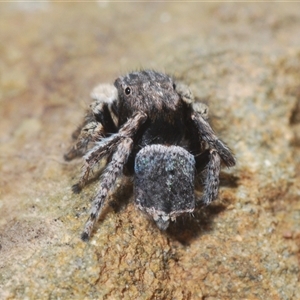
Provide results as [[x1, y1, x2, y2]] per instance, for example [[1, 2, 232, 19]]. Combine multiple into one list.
[[64, 70, 235, 241]]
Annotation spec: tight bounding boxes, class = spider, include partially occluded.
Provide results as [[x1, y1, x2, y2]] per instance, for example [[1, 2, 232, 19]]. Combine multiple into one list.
[[64, 70, 236, 241]]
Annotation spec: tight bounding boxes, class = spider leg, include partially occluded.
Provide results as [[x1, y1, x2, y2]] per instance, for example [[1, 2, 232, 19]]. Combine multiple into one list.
[[189, 105, 235, 204], [64, 120, 105, 161], [71, 111, 94, 140], [73, 112, 147, 193], [190, 108, 236, 167], [72, 133, 123, 193], [64, 84, 118, 161], [202, 149, 221, 205], [81, 137, 133, 241]]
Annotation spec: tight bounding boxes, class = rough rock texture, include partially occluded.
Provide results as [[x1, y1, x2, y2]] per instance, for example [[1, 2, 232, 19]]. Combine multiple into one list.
[[0, 3, 299, 300]]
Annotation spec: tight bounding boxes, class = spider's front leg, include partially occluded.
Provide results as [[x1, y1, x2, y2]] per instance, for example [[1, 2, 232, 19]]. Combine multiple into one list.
[[64, 119, 106, 161], [190, 105, 235, 205], [81, 137, 133, 241], [64, 84, 118, 161], [73, 112, 147, 193]]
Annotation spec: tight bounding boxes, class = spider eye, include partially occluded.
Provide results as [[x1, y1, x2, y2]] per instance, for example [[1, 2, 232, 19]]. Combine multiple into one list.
[[172, 83, 176, 90], [125, 87, 131, 95]]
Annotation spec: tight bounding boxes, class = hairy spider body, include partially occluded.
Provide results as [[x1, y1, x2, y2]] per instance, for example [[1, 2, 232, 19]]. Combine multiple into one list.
[[65, 70, 235, 240]]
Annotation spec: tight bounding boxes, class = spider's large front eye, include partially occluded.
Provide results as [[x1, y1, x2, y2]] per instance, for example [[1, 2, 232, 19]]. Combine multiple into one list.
[[125, 87, 131, 95]]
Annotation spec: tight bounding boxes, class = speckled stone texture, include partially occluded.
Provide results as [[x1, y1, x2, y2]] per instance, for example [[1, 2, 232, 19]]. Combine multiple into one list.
[[0, 3, 299, 300]]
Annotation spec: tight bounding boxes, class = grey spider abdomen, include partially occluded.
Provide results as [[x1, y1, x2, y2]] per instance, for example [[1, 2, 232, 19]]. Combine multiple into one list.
[[134, 144, 195, 230]]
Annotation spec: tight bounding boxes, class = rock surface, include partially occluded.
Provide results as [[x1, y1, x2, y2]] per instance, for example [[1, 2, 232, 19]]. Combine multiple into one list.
[[0, 3, 299, 300]]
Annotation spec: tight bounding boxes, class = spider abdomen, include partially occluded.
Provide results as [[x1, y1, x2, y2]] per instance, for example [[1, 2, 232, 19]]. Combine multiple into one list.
[[134, 144, 195, 230]]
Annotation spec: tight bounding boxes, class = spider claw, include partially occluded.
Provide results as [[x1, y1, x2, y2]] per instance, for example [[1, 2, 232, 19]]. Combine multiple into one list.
[[72, 183, 82, 194], [81, 231, 89, 241], [64, 151, 74, 161], [225, 155, 236, 168]]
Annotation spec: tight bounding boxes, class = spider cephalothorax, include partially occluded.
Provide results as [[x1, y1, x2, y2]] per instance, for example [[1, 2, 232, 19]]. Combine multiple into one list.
[[64, 70, 235, 241]]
